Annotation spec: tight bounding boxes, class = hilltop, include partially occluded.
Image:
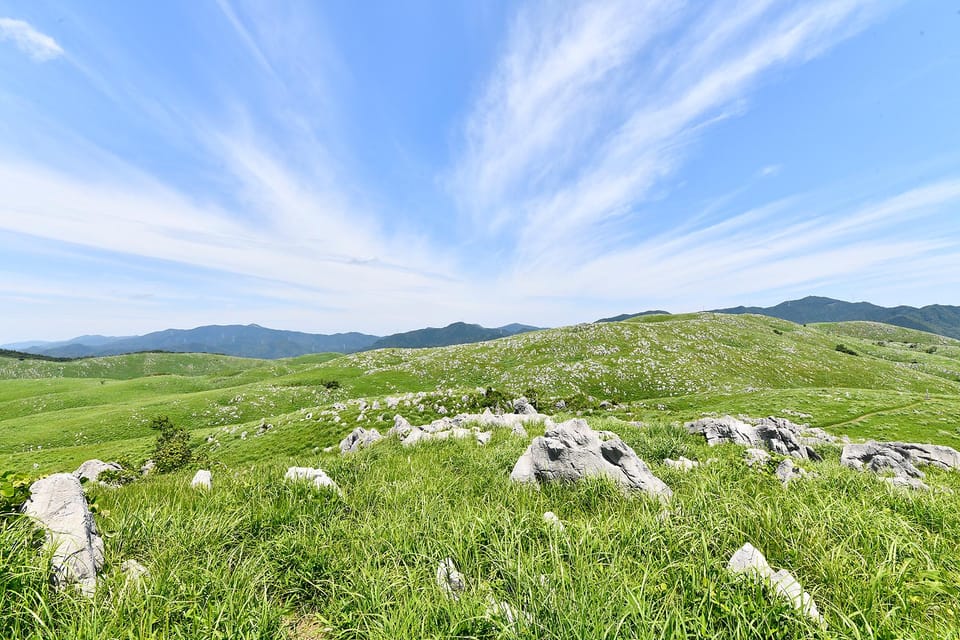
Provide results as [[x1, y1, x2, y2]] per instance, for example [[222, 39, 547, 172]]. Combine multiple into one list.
[[3, 313, 960, 638], [715, 296, 960, 339]]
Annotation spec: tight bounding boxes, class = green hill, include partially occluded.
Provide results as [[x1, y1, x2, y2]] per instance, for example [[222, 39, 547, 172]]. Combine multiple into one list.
[[3, 314, 960, 638]]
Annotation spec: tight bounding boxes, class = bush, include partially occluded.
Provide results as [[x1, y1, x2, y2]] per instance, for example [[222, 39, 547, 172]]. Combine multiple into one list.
[[97, 468, 139, 487], [321, 379, 341, 390], [150, 415, 193, 473], [0, 470, 30, 516], [835, 344, 858, 356], [926, 346, 938, 354]]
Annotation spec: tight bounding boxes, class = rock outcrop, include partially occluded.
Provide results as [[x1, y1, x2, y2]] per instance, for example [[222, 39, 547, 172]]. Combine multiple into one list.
[[728, 543, 823, 625], [510, 419, 671, 500], [686, 416, 821, 460], [339, 427, 383, 454], [22, 473, 104, 595], [775, 459, 814, 485], [840, 441, 960, 490], [73, 459, 122, 485]]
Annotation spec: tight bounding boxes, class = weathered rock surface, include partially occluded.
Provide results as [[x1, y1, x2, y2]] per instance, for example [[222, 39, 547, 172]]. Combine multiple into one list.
[[775, 459, 813, 485], [686, 416, 821, 460], [744, 448, 771, 467], [73, 459, 122, 484], [728, 543, 823, 625], [22, 473, 104, 595], [840, 441, 960, 489], [285, 467, 340, 493], [436, 557, 465, 599], [510, 419, 671, 500], [339, 427, 383, 454], [191, 469, 212, 490]]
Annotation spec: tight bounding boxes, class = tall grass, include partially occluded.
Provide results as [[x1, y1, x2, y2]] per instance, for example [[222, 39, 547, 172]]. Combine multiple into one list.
[[3, 421, 958, 638]]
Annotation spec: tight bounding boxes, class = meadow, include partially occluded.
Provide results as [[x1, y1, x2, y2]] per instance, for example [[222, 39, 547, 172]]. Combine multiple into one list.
[[2, 313, 960, 638]]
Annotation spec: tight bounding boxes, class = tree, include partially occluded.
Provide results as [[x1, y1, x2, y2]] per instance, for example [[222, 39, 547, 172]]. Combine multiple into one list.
[[150, 415, 192, 473]]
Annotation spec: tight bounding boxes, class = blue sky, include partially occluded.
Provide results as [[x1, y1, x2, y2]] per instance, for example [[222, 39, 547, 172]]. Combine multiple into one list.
[[1, 0, 959, 341]]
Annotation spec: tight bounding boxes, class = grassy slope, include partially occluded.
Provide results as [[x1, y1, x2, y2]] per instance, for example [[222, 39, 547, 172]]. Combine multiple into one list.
[[5, 314, 960, 474], [4, 422, 958, 639], [4, 315, 960, 638]]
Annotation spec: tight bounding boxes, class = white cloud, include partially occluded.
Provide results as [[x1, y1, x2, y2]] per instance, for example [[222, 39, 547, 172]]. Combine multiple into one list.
[[0, 18, 63, 61], [451, 0, 887, 262]]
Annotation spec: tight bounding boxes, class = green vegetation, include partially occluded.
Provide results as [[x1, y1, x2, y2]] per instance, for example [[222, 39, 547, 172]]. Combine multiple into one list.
[[2, 313, 960, 638]]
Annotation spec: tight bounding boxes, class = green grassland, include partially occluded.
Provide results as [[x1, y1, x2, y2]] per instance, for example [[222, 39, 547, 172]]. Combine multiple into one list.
[[3, 314, 960, 638]]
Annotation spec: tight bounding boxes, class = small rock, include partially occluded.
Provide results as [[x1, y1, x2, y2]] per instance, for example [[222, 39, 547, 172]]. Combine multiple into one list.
[[436, 557, 465, 599], [543, 511, 564, 531], [744, 448, 771, 467], [475, 431, 492, 446], [511, 423, 528, 438], [664, 456, 698, 472], [285, 467, 340, 493], [775, 459, 808, 485], [121, 559, 149, 582], [73, 459, 122, 485], [140, 460, 155, 476], [191, 470, 212, 490], [727, 543, 823, 625], [339, 427, 383, 454]]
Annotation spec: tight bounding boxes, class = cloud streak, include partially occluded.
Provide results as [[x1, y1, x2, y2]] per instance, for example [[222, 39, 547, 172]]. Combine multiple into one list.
[[0, 18, 63, 61], [451, 0, 887, 262]]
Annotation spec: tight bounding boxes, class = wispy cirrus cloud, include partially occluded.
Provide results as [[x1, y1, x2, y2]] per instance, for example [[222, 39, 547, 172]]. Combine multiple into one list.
[[451, 0, 888, 263], [0, 17, 63, 61]]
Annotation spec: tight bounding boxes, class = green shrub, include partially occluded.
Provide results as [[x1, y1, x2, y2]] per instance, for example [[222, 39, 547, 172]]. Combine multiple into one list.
[[835, 344, 858, 356], [0, 470, 30, 516], [321, 379, 341, 390], [149, 415, 193, 473], [97, 468, 139, 486]]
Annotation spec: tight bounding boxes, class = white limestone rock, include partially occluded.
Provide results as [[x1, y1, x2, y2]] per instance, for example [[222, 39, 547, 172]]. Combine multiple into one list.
[[510, 419, 671, 500], [191, 470, 212, 490], [22, 473, 104, 595]]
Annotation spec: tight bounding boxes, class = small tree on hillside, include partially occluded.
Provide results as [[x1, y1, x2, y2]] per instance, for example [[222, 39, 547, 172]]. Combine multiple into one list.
[[150, 415, 192, 473]]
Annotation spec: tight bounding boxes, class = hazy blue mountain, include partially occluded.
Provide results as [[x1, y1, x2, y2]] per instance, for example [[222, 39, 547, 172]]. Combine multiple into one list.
[[595, 310, 671, 323], [15, 321, 542, 359], [365, 322, 540, 350], [29, 325, 380, 359], [714, 296, 960, 339]]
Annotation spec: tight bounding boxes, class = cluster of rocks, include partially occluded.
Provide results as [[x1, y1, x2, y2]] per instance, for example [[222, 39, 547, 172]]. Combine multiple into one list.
[[338, 401, 549, 454], [840, 441, 960, 490], [436, 557, 529, 626], [685, 416, 825, 460], [510, 418, 672, 501]]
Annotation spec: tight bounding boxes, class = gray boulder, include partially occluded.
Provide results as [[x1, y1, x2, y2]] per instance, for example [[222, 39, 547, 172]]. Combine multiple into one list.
[[339, 427, 383, 454], [22, 474, 104, 595], [510, 419, 671, 500], [388, 415, 413, 439], [73, 459, 122, 485], [728, 542, 823, 625], [664, 456, 698, 472]]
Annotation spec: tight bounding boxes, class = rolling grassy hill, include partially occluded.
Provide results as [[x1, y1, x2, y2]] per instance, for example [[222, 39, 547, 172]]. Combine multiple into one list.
[[3, 314, 960, 638]]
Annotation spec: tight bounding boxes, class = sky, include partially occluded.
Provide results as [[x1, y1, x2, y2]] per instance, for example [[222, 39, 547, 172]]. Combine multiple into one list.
[[1, 1, 959, 341]]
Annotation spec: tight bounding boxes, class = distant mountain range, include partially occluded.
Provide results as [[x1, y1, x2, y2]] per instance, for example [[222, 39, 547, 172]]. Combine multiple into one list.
[[596, 297, 960, 339], [714, 296, 960, 339], [4, 322, 541, 360]]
